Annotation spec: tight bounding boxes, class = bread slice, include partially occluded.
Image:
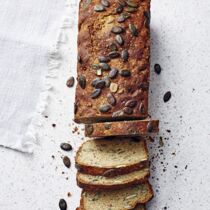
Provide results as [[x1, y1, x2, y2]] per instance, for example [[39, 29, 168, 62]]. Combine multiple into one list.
[[80, 182, 153, 210], [85, 119, 159, 137], [75, 138, 149, 176], [77, 168, 150, 191]]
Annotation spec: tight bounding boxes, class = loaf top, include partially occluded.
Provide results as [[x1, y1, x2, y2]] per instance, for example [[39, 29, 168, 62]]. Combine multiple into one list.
[[76, 138, 148, 168], [81, 182, 153, 210], [75, 0, 151, 123]]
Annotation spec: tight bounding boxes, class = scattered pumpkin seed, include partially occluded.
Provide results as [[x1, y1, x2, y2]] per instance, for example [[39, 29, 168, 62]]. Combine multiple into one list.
[[115, 4, 124, 13], [111, 26, 124, 34], [59, 199, 67, 210], [108, 51, 121, 58], [110, 82, 119, 93], [91, 77, 100, 87], [125, 99, 137, 108], [139, 102, 145, 114], [108, 42, 118, 51], [125, 6, 137, 13], [101, 0, 110, 7], [94, 4, 106, 12], [123, 107, 133, 115], [95, 80, 106, 89], [129, 23, 138, 36], [107, 93, 116, 106], [66, 76, 74, 88], [126, 0, 139, 8], [163, 91, 172, 102], [99, 104, 111, 113], [115, 34, 124, 46], [99, 62, 110, 71], [117, 13, 130, 23], [109, 68, 119, 79], [104, 76, 111, 87], [86, 124, 94, 135], [91, 89, 102, 99], [98, 55, 110, 63], [144, 11, 151, 28], [63, 156, 71, 168], [112, 110, 124, 117], [60, 143, 73, 151], [154, 63, 161, 74], [117, 0, 126, 6], [120, 69, 131, 77], [121, 49, 129, 61], [78, 75, 86, 89], [147, 121, 153, 132]]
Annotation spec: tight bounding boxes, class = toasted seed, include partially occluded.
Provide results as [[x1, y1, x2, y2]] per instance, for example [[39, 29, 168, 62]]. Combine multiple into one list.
[[139, 82, 149, 90], [109, 43, 118, 51], [78, 75, 86, 89], [66, 76, 74, 88], [109, 68, 119, 79], [125, 100, 137, 108], [115, 34, 124, 46], [108, 51, 121, 58], [121, 49, 129, 61], [154, 64, 161, 74], [99, 62, 110, 71], [96, 69, 102, 76], [117, 13, 130, 23], [111, 26, 124, 34], [86, 125, 94, 135], [63, 156, 71, 168], [101, 0, 110, 7], [112, 110, 124, 117], [115, 4, 124, 13], [139, 102, 145, 114], [125, 7, 137, 13], [104, 76, 111, 87], [95, 80, 106, 89], [98, 56, 110, 63], [144, 11, 151, 28], [92, 64, 100, 70], [117, 0, 127, 6], [129, 23, 138, 36], [110, 83, 119, 93], [123, 107, 133, 115], [99, 104, 111, 113], [120, 69, 131, 77], [94, 4, 106, 12], [60, 143, 73, 151], [163, 91, 171, 102], [92, 78, 100, 87], [126, 0, 139, 8], [147, 121, 153, 133], [91, 89, 102, 99], [59, 199, 67, 210], [107, 93, 116, 106]]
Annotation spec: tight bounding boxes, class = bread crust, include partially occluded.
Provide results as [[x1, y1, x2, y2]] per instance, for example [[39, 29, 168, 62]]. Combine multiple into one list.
[[75, 0, 151, 124], [85, 119, 159, 137], [75, 139, 149, 177]]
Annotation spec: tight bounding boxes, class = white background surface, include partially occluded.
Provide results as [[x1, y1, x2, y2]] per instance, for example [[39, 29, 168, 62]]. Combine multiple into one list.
[[0, 0, 210, 210]]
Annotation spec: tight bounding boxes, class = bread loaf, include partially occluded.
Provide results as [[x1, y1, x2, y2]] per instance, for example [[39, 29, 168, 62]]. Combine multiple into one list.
[[75, 0, 151, 123]]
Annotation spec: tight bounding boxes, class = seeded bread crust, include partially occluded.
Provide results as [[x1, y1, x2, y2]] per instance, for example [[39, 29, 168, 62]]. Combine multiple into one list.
[[75, 138, 149, 177], [80, 182, 153, 210], [85, 119, 159, 137], [75, 0, 151, 124], [77, 168, 150, 191]]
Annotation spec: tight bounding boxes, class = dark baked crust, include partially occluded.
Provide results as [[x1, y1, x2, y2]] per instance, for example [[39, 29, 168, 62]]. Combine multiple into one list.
[[85, 119, 159, 137], [75, 0, 151, 123]]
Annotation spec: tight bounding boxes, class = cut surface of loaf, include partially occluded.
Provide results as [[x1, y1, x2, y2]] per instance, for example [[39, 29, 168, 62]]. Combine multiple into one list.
[[75, 0, 151, 124], [80, 182, 153, 210], [77, 168, 149, 190], [75, 138, 148, 176], [85, 119, 159, 137]]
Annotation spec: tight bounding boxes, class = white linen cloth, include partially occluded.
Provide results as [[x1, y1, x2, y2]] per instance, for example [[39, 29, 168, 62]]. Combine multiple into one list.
[[0, 0, 66, 152]]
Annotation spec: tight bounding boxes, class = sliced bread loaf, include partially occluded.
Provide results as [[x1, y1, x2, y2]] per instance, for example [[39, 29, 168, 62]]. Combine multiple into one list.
[[85, 119, 159, 137], [75, 138, 149, 176], [80, 182, 153, 210], [77, 168, 149, 191]]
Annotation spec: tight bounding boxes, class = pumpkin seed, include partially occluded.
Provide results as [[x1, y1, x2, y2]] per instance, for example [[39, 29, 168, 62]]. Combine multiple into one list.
[[115, 4, 124, 13], [115, 34, 124, 46], [144, 11, 151, 28], [112, 110, 124, 117], [163, 91, 172, 102], [109, 68, 119, 79], [95, 80, 106, 89], [110, 83, 119, 93], [66, 76, 74, 88], [107, 93, 116, 106], [91, 89, 101, 99], [78, 75, 86, 89], [96, 69, 102, 76], [94, 4, 106, 12], [111, 26, 124, 34], [147, 121, 153, 132], [108, 43, 118, 51], [101, 0, 110, 7], [123, 107, 133, 115], [92, 64, 100, 70], [125, 99, 137, 108], [99, 104, 111, 113], [60, 143, 73, 151], [117, 0, 126, 6], [59, 199, 67, 210], [104, 76, 111, 87], [129, 23, 138, 36], [98, 55, 110, 63], [86, 124, 94, 135], [125, 6, 137, 13], [63, 156, 71, 168], [120, 69, 131, 77], [154, 63, 161, 74], [99, 62, 110, 71], [126, 0, 139, 8], [91, 77, 100, 87], [139, 102, 145, 114], [121, 49, 129, 61], [117, 13, 130, 23], [108, 51, 120, 58]]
